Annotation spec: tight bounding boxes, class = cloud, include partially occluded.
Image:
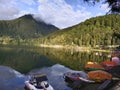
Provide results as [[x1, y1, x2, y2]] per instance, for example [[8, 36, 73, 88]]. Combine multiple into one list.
[[20, 0, 36, 5], [0, 0, 92, 28], [93, 3, 110, 17], [37, 0, 92, 28], [0, 0, 37, 20], [0, 0, 20, 20], [0, 0, 10, 3], [100, 3, 110, 12], [96, 12, 103, 16]]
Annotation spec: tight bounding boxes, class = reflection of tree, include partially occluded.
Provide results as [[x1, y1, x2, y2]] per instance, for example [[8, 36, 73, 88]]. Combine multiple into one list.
[[39, 48, 109, 71], [0, 46, 110, 73]]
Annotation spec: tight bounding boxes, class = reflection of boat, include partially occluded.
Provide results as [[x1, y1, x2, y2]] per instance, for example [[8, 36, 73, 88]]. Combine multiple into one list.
[[24, 74, 54, 90], [63, 72, 95, 83]]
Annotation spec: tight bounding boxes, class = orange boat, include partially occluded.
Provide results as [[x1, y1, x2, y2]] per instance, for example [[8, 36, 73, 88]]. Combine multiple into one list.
[[88, 70, 112, 82], [85, 62, 104, 71]]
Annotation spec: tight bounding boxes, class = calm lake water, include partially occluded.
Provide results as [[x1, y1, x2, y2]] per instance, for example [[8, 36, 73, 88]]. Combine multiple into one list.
[[0, 45, 111, 90]]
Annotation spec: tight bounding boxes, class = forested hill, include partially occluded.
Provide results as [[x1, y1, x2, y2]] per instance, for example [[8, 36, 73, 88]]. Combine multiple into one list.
[[39, 14, 120, 47], [0, 14, 59, 38]]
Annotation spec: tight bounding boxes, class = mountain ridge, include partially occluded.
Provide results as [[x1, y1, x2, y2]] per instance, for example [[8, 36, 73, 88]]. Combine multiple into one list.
[[0, 14, 59, 39]]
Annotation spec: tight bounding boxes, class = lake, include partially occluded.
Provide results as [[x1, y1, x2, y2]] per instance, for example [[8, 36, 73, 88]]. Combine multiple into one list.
[[0, 45, 111, 90]]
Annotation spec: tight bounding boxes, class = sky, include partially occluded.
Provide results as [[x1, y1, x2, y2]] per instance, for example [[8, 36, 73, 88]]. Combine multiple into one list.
[[0, 0, 110, 29]]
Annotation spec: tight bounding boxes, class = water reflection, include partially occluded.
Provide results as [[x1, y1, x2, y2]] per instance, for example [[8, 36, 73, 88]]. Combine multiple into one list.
[[0, 64, 80, 90], [0, 66, 25, 90], [33, 47, 110, 71], [0, 46, 56, 73], [28, 64, 73, 90], [0, 46, 110, 74], [0, 46, 113, 90]]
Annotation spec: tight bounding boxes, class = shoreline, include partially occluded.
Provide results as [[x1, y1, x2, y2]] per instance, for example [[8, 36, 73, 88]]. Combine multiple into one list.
[[0, 44, 113, 52], [39, 44, 111, 52]]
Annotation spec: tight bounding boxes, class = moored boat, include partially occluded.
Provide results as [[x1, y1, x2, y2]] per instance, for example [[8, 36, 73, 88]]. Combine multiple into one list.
[[85, 62, 104, 71], [24, 73, 54, 90], [88, 70, 112, 83], [102, 61, 117, 70], [63, 71, 95, 83]]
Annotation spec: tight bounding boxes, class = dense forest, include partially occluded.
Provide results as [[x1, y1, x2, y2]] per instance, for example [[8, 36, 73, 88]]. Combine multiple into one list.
[[0, 14, 120, 48], [37, 14, 120, 47]]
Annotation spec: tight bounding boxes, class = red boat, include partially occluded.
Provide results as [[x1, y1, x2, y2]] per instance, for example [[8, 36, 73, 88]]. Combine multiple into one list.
[[63, 71, 95, 83], [102, 61, 117, 70]]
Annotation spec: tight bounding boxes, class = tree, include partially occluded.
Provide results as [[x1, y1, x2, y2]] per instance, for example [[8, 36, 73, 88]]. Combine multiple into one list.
[[84, 0, 120, 14]]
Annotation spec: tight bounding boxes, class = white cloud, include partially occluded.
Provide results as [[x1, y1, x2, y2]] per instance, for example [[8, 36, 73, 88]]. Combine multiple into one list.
[[0, 0, 20, 20], [0, 0, 92, 28], [0, 0, 37, 20], [100, 3, 110, 12], [20, 0, 36, 5], [96, 12, 103, 16], [37, 0, 92, 28], [93, 3, 110, 17], [0, 0, 10, 3]]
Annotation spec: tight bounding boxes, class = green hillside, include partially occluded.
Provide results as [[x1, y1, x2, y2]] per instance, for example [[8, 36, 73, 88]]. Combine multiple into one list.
[[39, 14, 120, 47], [0, 14, 59, 39]]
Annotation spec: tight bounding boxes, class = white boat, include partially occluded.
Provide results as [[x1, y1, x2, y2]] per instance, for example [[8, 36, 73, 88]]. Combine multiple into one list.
[[24, 74, 54, 90]]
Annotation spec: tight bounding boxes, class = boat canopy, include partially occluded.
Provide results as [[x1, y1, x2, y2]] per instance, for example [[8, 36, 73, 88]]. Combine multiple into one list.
[[32, 74, 48, 82]]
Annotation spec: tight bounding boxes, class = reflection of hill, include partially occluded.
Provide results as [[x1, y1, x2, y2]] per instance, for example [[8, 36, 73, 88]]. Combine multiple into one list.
[[0, 46, 55, 74]]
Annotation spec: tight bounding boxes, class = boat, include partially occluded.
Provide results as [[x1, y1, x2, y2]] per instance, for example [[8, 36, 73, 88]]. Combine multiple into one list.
[[102, 61, 117, 70], [63, 71, 95, 90], [24, 73, 54, 90], [63, 71, 95, 83], [88, 70, 112, 83], [85, 62, 104, 71]]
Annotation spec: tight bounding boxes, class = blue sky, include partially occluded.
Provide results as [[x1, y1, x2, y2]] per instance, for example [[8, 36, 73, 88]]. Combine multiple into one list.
[[0, 0, 109, 29]]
